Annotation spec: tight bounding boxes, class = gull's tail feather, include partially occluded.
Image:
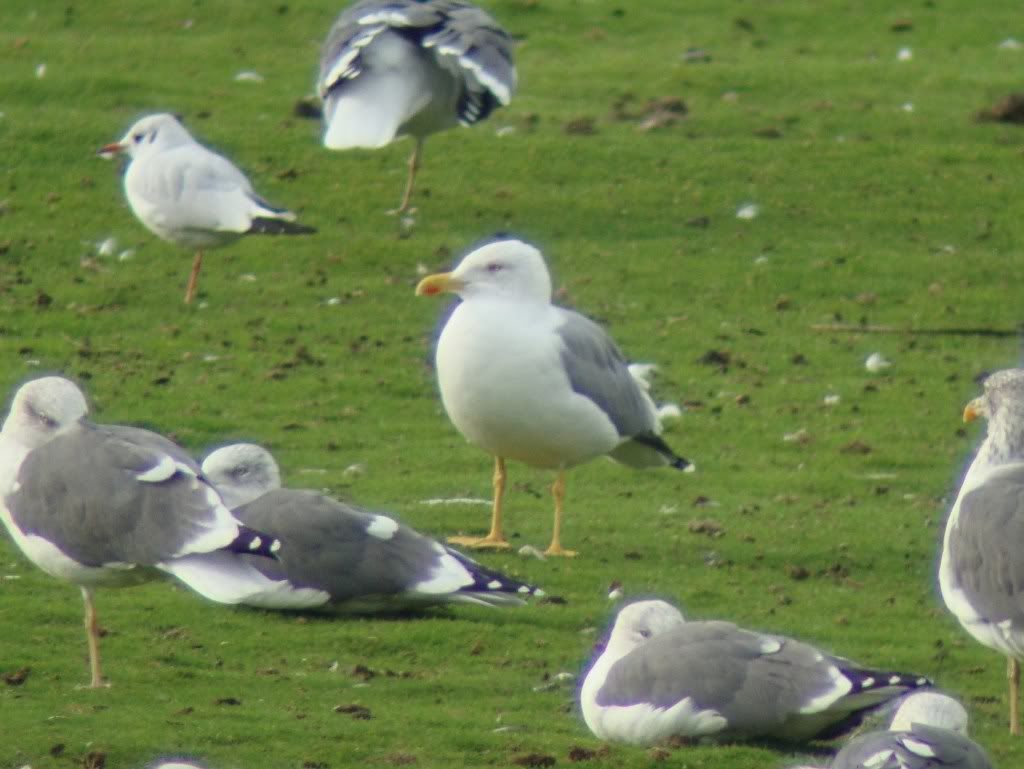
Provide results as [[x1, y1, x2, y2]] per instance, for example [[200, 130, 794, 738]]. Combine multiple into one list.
[[247, 219, 317, 236]]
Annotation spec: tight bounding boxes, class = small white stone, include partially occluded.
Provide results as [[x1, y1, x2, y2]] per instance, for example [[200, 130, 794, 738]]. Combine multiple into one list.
[[326, 297, 342, 306], [415, 263, 429, 276], [343, 462, 366, 477], [897, 47, 913, 61], [823, 393, 841, 406], [202, 354, 220, 363], [901, 102, 914, 112], [999, 38, 1022, 50], [96, 237, 117, 256], [495, 125, 516, 137], [658, 504, 678, 515], [783, 428, 810, 444], [35, 63, 47, 78], [736, 203, 760, 220], [117, 249, 135, 262], [234, 70, 264, 83], [865, 352, 892, 373], [754, 254, 769, 265], [239, 273, 257, 282]]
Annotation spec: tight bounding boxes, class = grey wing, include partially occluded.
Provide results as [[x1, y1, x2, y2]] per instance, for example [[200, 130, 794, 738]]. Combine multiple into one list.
[[555, 309, 658, 438], [8, 422, 238, 566], [597, 622, 855, 735], [597, 622, 763, 709], [832, 725, 993, 769], [135, 148, 260, 233], [318, 0, 514, 120], [421, 2, 516, 116], [950, 467, 1024, 626], [231, 490, 441, 601]]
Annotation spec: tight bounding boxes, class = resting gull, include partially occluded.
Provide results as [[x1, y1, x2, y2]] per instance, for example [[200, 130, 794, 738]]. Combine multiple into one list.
[[201, 442, 542, 611], [415, 237, 691, 557], [939, 367, 1024, 734], [828, 691, 992, 769], [579, 599, 932, 746], [0, 377, 280, 687], [317, 0, 516, 213], [99, 113, 315, 303]]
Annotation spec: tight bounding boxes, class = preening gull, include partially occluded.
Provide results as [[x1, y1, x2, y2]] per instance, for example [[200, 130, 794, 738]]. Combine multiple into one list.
[[99, 113, 315, 303], [579, 599, 932, 746], [416, 238, 692, 557], [939, 367, 1024, 734], [828, 692, 992, 769], [200, 442, 542, 611], [317, 0, 516, 213], [0, 377, 280, 687]]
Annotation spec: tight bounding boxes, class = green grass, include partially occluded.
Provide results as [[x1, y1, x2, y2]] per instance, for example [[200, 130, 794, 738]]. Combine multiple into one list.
[[2, 0, 1024, 766]]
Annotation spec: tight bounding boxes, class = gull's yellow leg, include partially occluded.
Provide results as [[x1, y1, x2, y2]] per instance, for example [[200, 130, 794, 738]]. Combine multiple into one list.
[[394, 138, 424, 215], [184, 250, 203, 304], [449, 456, 511, 549], [1011, 657, 1021, 735], [544, 469, 576, 557], [82, 587, 108, 688]]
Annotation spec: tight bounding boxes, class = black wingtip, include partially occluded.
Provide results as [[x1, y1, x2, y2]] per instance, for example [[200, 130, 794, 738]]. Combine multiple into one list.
[[633, 433, 694, 472], [446, 546, 544, 598], [248, 218, 317, 236], [224, 526, 281, 560]]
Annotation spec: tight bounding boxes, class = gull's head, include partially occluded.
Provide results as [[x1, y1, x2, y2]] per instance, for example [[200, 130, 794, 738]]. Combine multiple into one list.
[[965, 369, 1024, 425], [605, 599, 686, 657], [99, 113, 194, 160], [201, 443, 282, 509], [415, 238, 552, 304], [2, 376, 88, 449], [889, 692, 968, 735]]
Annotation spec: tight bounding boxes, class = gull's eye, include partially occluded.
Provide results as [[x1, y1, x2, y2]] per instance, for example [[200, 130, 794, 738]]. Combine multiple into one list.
[[638, 628, 652, 639], [133, 133, 143, 144], [486, 262, 504, 273]]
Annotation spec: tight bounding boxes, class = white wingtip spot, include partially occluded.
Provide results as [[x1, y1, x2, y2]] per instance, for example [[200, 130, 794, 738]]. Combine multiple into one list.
[[271, 539, 281, 553], [916, 677, 929, 686], [249, 537, 262, 551], [135, 454, 179, 483], [889, 675, 901, 685], [366, 515, 399, 541], [861, 677, 875, 689], [487, 579, 502, 590]]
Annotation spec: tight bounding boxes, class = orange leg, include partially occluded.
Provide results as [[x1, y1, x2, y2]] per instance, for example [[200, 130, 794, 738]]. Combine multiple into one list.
[[449, 457, 511, 550], [544, 469, 576, 557], [184, 250, 203, 304]]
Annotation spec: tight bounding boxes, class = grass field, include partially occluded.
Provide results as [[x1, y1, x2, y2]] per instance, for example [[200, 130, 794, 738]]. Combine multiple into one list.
[[2, 0, 1024, 767]]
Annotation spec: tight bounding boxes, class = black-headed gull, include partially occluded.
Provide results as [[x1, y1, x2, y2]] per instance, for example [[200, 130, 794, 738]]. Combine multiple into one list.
[[0, 377, 280, 687], [100, 113, 315, 303], [200, 442, 543, 611], [940, 368, 1024, 734], [318, 0, 516, 213], [415, 237, 691, 556], [579, 599, 932, 746]]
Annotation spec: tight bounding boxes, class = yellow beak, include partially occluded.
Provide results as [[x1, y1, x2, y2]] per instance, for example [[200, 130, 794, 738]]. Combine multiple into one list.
[[963, 397, 984, 423], [415, 272, 463, 297]]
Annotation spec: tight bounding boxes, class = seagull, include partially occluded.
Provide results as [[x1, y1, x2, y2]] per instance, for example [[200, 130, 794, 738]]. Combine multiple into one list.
[[828, 692, 992, 769], [317, 0, 516, 213], [200, 442, 543, 611], [939, 367, 1024, 735], [579, 599, 933, 746], [0, 376, 280, 687], [416, 237, 692, 557], [99, 113, 316, 303]]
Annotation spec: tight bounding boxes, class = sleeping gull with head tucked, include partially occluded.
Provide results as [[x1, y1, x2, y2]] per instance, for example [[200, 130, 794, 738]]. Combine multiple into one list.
[[100, 113, 315, 303], [939, 367, 1024, 735], [201, 442, 542, 611], [826, 691, 992, 769], [317, 0, 516, 213], [416, 237, 692, 557], [579, 599, 932, 746], [0, 377, 280, 687]]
